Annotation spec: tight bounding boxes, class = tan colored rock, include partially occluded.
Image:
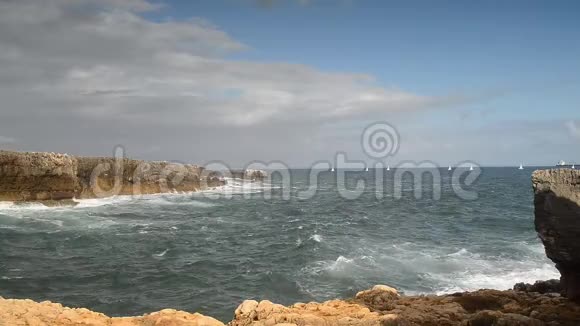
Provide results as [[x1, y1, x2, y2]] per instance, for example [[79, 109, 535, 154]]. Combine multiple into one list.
[[230, 287, 580, 326], [0, 151, 78, 201], [230, 297, 392, 326], [0, 298, 224, 326], [356, 284, 398, 298], [0, 150, 271, 203], [2, 287, 580, 325], [0, 150, 227, 203], [235, 300, 260, 320], [354, 284, 400, 312]]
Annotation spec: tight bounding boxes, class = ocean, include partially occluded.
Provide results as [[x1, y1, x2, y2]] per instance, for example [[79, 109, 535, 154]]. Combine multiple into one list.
[[0, 167, 559, 322]]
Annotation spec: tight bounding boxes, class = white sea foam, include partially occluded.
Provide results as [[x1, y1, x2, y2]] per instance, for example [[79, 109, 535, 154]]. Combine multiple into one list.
[[431, 263, 560, 294], [154, 249, 169, 257], [73, 196, 133, 208], [187, 200, 218, 208], [299, 239, 559, 300], [447, 248, 469, 257], [0, 201, 62, 211], [201, 179, 280, 197], [296, 237, 303, 247], [393, 243, 560, 295], [302, 255, 361, 278], [310, 234, 322, 242], [142, 194, 218, 208], [329, 256, 354, 270], [74, 193, 221, 209]]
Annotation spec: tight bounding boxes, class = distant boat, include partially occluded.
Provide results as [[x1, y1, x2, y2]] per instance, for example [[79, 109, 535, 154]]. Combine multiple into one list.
[[518, 163, 524, 170], [469, 165, 474, 171], [448, 166, 452, 171], [331, 167, 335, 172], [556, 160, 575, 168], [365, 167, 369, 172], [386, 165, 390, 171]]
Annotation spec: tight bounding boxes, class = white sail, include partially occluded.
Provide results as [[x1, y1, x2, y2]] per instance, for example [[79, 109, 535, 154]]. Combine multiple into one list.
[[386, 165, 390, 171], [469, 165, 474, 171], [448, 166, 452, 171], [331, 167, 335, 172], [518, 163, 524, 170], [365, 167, 369, 172]]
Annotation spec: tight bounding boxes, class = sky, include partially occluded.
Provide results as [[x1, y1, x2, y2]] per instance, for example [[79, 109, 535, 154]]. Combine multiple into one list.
[[0, 0, 578, 167]]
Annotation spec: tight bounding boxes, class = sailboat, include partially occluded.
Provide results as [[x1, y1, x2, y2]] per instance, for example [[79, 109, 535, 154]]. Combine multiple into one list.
[[448, 166, 452, 171], [556, 160, 574, 168], [365, 167, 369, 172], [469, 164, 474, 171], [331, 167, 335, 172], [518, 163, 524, 170], [386, 165, 390, 171]]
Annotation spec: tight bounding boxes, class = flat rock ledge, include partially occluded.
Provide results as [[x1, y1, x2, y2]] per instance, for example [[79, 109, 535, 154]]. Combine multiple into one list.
[[2, 284, 580, 326], [0, 298, 224, 326], [0, 150, 266, 203]]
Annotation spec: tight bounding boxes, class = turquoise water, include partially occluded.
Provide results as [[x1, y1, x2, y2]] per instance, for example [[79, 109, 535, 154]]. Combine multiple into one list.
[[0, 168, 558, 321]]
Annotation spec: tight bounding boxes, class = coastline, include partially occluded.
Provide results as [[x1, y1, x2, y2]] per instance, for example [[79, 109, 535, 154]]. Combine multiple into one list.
[[1, 153, 580, 325], [0, 150, 265, 205], [2, 283, 580, 325]]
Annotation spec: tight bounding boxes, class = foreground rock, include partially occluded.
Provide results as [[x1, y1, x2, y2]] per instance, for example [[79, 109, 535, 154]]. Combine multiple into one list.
[[231, 285, 580, 325], [532, 169, 580, 300], [3, 285, 580, 325], [514, 280, 561, 295], [0, 150, 266, 203], [0, 297, 225, 326]]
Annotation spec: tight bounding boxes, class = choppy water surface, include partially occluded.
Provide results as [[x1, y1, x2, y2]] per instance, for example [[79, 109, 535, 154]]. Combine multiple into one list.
[[0, 168, 558, 321]]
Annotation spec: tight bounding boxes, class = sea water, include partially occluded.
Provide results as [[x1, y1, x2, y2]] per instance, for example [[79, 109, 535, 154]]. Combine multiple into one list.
[[0, 168, 558, 321]]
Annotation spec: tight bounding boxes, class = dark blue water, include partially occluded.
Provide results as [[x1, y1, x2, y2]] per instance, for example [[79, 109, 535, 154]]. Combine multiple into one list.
[[0, 167, 558, 321]]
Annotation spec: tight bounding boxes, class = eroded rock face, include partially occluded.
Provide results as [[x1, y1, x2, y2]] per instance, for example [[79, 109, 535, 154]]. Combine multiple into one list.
[[230, 169, 268, 181], [74, 157, 213, 199], [0, 298, 225, 326], [532, 169, 580, 300], [0, 151, 78, 201], [230, 286, 580, 326], [2, 285, 580, 326], [513, 279, 561, 294], [0, 150, 230, 203]]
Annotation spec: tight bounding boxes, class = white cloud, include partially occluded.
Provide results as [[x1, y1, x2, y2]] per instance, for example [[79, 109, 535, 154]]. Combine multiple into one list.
[[566, 120, 580, 139], [0, 0, 464, 164]]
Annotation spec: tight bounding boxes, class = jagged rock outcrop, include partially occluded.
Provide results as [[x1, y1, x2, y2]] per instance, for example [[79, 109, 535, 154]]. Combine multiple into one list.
[[2, 284, 580, 326], [0, 151, 78, 202], [513, 279, 561, 294], [532, 169, 580, 300], [230, 286, 580, 326], [74, 157, 221, 199], [0, 297, 225, 326], [230, 169, 268, 181], [0, 150, 267, 204]]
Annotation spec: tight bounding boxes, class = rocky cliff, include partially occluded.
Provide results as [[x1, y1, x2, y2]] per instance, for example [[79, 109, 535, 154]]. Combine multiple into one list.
[[0, 150, 251, 203], [532, 169, 580, 301], [0, 151, 78, 202], [2, 284, 580, 326]]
